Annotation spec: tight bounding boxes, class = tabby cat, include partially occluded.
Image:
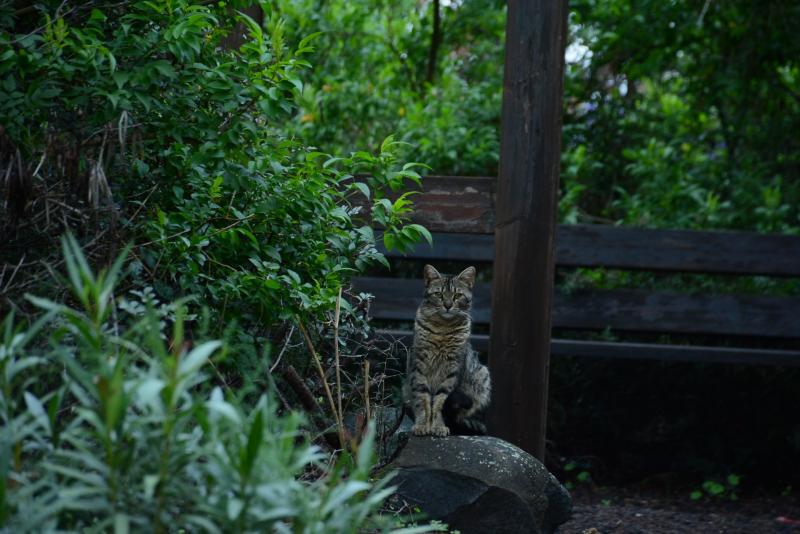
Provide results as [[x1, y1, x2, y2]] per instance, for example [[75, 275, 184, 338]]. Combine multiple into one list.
[[404, 265, 491, 436]]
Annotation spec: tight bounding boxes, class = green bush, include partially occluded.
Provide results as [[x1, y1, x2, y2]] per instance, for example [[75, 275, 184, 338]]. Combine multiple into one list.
[[0, 4, 440, 530], [276, 0, 504, 176], [0, 1, 433, 392], [0, 235, 438, 533]]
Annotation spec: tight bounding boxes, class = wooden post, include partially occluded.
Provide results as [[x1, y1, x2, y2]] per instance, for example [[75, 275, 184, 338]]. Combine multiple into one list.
[[488, 0, 568, 460]]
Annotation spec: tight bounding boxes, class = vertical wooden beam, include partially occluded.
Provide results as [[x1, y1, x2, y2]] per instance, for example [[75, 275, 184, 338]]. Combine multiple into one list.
[[488, 0, 568, 460]]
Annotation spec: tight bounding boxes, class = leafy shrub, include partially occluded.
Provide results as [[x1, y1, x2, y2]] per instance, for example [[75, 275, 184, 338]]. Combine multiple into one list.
[[276, 0, 504, 176], [0, 1, 433, 401], [0, 235, 438, 533]]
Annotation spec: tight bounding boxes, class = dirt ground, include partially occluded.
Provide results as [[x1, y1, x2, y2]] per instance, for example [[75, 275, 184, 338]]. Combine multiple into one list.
[[559, 487, 800, 534]]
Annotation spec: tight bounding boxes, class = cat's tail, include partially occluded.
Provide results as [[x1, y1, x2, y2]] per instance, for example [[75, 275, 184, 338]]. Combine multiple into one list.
[[451, 416, 487, 436]]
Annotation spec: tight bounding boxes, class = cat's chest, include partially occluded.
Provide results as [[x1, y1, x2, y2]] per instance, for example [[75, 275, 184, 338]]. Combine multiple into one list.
[[414, 330, 467, 361]]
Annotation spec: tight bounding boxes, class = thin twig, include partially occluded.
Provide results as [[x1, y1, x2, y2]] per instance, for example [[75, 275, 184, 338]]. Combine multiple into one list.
[[363, 359, 371, 433], [269, 325, 295, 373], [128, 184, 158, 223], [273, 381, 293, 413], [208, 358, 235, 397], [282, 365, 340, 450], [1, 255, 25, 294], [297, 319, 345, 451], [206, 214, 255, 237], [31, 151, 46, 179], [47, 198, 89, 218], [697, 0, 713, 27], [136, 227, 192, 248], [333, 287, 343, 444]]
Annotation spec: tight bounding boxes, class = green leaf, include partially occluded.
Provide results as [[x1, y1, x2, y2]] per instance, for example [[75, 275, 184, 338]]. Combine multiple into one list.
[[380, 134, 396, 154], [24, 391, 50, 433], [89, 9, 107, 23], [143, 475, 159, 500], [178, 340, 222, 376], [236, 10, 263, 45], [702, 480, 726, 496], [136, 378, 165, 409], [241, 409, 264, 479], [320, 480, 371, 515], [407, 223, 432, 245], [227, 498, 244, 520], [113, 513, 130, 534], [352, 182, 370, 199], [112, 71, 130, 89], [206, 387, 241, 424], [151, 60, 176, 79], [296, 32, 321, 54], [383, 233, 396, 251]]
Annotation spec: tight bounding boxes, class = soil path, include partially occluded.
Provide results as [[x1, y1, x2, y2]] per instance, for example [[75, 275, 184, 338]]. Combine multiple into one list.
[[559, 488, 800, 534]]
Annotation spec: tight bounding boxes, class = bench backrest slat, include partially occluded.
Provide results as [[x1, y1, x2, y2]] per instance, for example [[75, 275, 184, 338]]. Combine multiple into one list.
[[375, 175, 800, 276], [354, 277, 800, 338], [381, 228, 800, 276], [375, 330, 800, 366]]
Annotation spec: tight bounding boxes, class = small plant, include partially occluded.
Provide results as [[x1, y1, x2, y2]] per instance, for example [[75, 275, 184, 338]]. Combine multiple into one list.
[[690, 474, 741, 502], [562, 460, 593, 490]]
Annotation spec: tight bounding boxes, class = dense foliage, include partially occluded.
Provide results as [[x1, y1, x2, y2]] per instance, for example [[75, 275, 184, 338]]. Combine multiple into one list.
[[1, 236, 433, 532], [0, 0, 427, 324], [278, 0, 800, 232], [0, 1, 434, 530]]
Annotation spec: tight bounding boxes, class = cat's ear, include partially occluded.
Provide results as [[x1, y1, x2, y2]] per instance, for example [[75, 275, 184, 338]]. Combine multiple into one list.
[[457, 266, 476, 288], [423, 264, 441, 286]]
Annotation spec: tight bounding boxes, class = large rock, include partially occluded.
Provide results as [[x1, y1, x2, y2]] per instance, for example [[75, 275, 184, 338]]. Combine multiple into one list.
[[389, 436, 571, 534]]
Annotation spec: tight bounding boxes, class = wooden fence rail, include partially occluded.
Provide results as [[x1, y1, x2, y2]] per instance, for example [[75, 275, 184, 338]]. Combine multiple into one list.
[[354, 175, 800, 367], [354, 278, 800, 339], [378, 227, 800, 277]]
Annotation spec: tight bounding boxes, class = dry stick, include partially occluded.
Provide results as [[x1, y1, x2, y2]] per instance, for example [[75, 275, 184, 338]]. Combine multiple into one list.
[[297, 320, 346, 451], [136, 227, 192, 248], [31, 151, 46, 179], [333, 288, 343, 445], [269, 325, 295, 373], [282, 365, 320, 414], [1, 255, 25, 294], [128, 184, 158, 223], [363, 359, 371, 433], [282, 365, 340, 450], [208, 358, 234, 397]]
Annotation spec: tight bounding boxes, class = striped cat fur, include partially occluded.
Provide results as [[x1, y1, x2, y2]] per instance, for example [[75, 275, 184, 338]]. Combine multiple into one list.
[[404, 265, 491, 436]]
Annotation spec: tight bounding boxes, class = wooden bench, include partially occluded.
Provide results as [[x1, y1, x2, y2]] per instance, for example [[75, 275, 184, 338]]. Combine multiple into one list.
[[353, 176, 800, 366]]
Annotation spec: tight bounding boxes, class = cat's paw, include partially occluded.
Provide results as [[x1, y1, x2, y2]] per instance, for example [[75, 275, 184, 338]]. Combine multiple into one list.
[[429, 424, 450, 437], [411, 422, 430, 436]]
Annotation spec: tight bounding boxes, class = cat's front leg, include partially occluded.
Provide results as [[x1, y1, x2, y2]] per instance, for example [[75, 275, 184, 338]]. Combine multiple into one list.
[[411, 390, 432, 435], [429, 392, 451, 437]]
